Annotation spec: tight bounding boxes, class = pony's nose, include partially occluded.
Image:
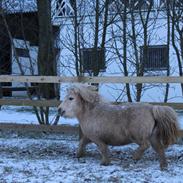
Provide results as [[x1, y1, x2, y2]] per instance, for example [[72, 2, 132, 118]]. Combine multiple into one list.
[[59, 108, 65, 116]]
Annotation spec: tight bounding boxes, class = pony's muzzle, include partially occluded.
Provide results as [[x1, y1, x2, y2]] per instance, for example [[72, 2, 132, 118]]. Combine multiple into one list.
[[59, 108, 66, 116]]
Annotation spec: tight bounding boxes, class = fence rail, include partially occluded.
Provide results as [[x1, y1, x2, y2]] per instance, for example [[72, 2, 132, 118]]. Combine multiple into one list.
[[0, 75, 183, 109], [0, 99, 183, 110], [0, 75, 183, 84]]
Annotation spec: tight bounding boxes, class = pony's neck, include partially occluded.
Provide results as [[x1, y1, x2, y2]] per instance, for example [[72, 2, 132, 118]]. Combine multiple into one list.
[[76, 101, 94, 123]]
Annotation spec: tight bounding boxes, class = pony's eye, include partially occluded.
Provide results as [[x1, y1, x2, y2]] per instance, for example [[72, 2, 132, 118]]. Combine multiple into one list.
[[69, 97, 74, 101]]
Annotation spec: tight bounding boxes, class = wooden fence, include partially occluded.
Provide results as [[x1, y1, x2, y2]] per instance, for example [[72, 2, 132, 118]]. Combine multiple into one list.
[[0, 75, 183, 136], [0, 75, 183, 84], [0, 75, 183, 108]]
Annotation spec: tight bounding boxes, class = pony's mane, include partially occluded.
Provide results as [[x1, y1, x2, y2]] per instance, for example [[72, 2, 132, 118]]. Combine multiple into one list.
[[70, 84, 104, 104]]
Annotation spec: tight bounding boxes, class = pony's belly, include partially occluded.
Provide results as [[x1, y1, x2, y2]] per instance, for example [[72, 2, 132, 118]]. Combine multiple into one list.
[[80, 123, 132, 146], [103, 137, 132, 146]]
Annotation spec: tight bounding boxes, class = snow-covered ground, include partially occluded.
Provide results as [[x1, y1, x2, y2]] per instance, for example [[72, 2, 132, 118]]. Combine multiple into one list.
[[0, 106, 183, 128], [0, 106, 183, 182], [0, 134, 183, 183], [0, 106, 78, 126]]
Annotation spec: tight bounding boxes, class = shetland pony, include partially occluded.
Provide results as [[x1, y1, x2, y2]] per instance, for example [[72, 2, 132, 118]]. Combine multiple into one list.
[[59, 84, 179, 170]]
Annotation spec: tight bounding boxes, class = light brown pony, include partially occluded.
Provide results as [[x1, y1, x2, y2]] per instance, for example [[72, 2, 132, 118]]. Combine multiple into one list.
[[58, 84, 180, 170]]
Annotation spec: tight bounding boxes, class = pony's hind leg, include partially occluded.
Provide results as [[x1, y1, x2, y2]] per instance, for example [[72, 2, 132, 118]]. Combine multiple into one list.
[[150, 129, 168, 170], [133, 142, 149, 160]]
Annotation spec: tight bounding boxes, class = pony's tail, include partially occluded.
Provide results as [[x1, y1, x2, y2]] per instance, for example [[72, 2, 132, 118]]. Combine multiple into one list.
[[152, 105, 179, 147]]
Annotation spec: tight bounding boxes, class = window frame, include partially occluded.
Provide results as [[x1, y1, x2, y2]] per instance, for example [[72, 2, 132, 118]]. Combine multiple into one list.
[[80, 48, 106, 73], [140, 45, 169, 72]]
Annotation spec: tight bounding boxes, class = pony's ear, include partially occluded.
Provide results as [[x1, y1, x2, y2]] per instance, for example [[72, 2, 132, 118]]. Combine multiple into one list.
[[72, 84, 100, 104], [67, 87, 79, 94]]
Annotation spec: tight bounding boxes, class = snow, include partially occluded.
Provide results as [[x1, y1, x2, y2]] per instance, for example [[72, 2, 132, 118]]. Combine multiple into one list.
[[0, 107, 183, 182], [0, 135, 183, 183], [0, 106, 78, 126]]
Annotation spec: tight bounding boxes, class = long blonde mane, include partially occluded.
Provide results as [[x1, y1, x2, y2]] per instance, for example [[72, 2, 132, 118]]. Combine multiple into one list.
[[69, 84, 103, 104]]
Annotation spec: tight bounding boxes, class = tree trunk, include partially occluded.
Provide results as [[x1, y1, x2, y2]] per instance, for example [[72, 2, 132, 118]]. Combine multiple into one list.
[[122, 1, 132, 102], [93, 0, 100, 77], [164, 0, 170, 102], [136, 2, 153, 102], [37, 0, 57, 99], [170, 1, 183, 94]]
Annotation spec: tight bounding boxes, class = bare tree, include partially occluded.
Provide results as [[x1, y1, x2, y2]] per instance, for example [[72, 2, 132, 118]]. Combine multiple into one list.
[[135, 0, 153, 101], [164, 0, 171, 102], [169, 0, 183, 94], [111, 0, 157, 102], [60, 0, 181, 102], [60, 0, 111, 77], [113, 0, 132, 102], [0, 10, 43, 124], [0, 0, 60, 125], [37, 0, 58, 99]]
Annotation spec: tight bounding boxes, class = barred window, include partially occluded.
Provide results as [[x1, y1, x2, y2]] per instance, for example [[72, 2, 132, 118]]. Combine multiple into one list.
[[140, 45, 168, 71], [80, 48, 106, 73], [15, 48, 29, 57]]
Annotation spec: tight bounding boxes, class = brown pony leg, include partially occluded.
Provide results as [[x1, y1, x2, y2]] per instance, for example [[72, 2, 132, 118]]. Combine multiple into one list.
[[76, 136, 91, 158], [133, 142, 149, 160], [95, 141, 110, 166], [150, 129, 168, 170]]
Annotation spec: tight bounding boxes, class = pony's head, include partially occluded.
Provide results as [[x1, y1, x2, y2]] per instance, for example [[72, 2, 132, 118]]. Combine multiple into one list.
[[58, 84, 100, 118]]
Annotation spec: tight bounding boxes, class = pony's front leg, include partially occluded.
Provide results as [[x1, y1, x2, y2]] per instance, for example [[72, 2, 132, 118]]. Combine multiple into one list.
[[76, 136, 91, 158], [96, 141, 110, 166]]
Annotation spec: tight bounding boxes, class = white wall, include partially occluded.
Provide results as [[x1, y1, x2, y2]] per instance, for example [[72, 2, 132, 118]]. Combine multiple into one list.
[[59, 8, 183, 103]]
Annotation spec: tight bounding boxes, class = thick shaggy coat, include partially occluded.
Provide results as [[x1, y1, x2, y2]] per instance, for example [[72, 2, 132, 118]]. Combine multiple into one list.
[[59, 84, 180, 170]]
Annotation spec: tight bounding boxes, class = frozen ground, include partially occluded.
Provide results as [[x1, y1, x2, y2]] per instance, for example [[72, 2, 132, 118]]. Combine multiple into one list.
[[0, 107, 183, 182], [0, 135, 183, 183], [0, 134, 183, 183]]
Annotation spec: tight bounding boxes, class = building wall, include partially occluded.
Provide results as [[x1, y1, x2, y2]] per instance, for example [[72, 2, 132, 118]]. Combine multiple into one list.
[[11, 39, 38, 97], [59, 5, 183, 102]]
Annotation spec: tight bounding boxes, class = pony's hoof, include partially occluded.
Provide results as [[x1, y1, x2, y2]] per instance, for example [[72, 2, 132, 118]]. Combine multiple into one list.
[[160, 162, 168, 171], [76, 152, 84, 158], [132, 153, 142, 161], [100, 160, 110, 166], [76, 148, 85, 158]]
